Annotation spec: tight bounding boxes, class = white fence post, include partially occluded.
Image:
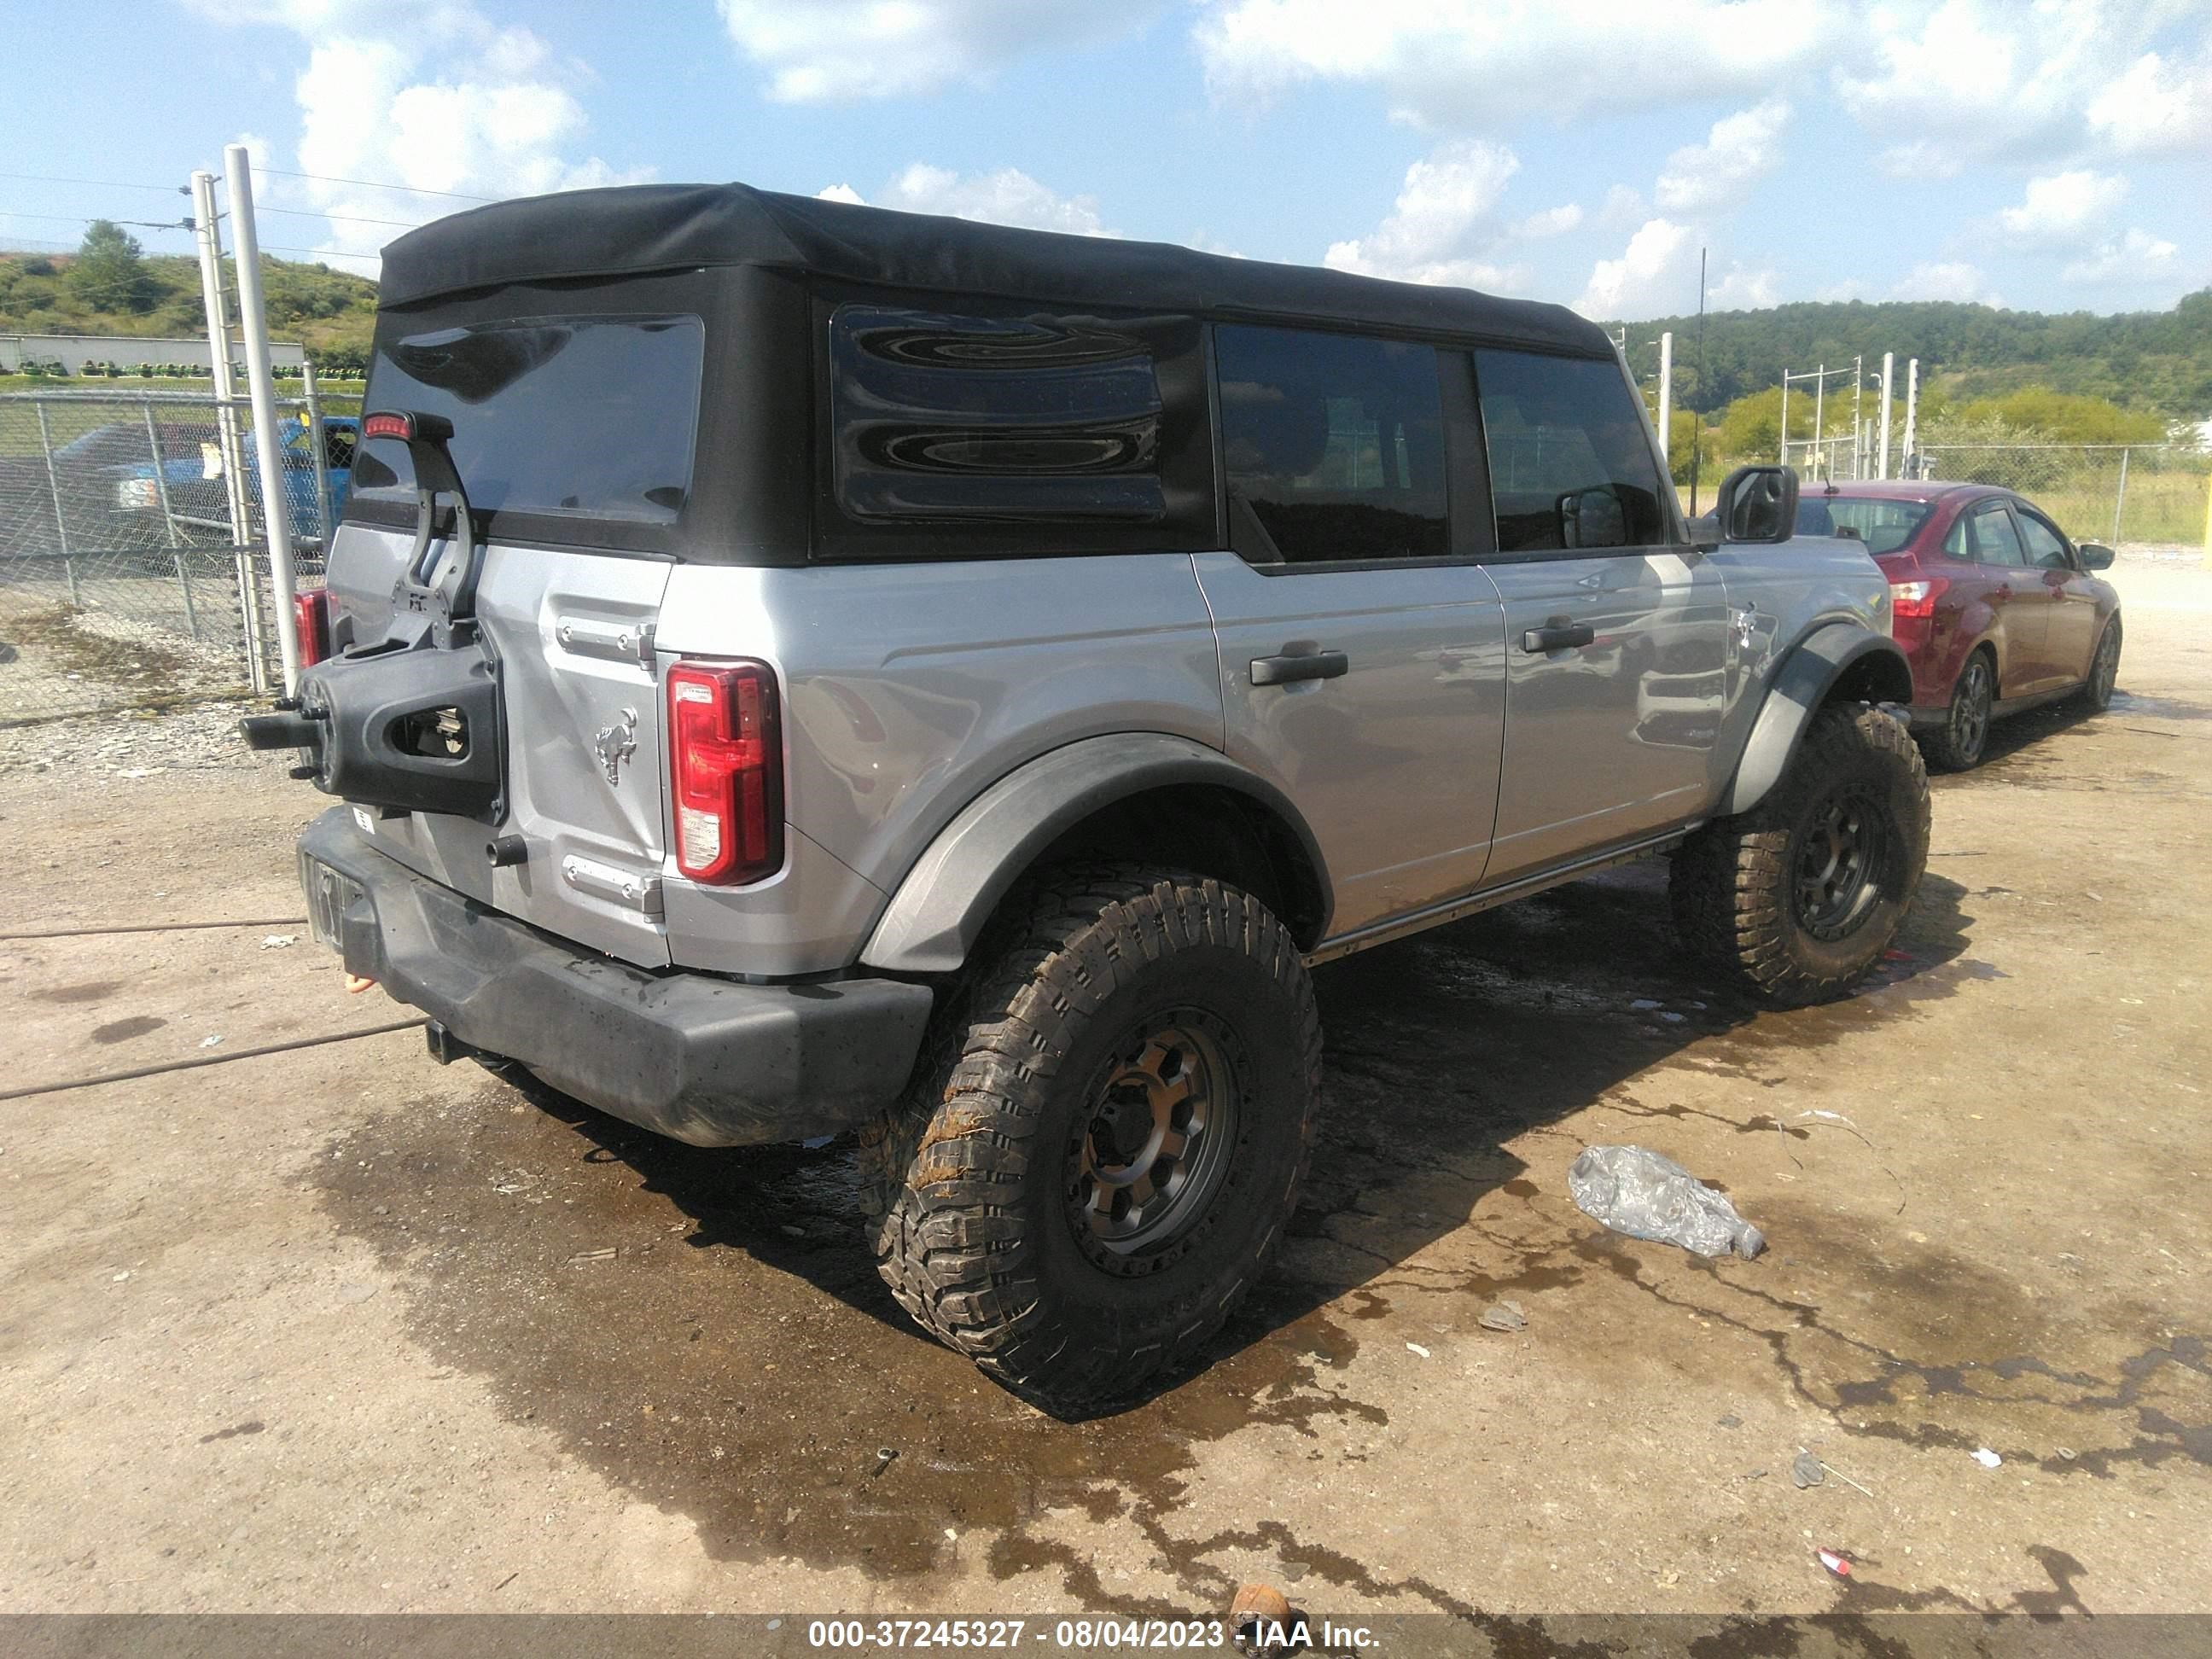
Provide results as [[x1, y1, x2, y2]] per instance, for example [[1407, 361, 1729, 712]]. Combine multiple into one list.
[[1877, 352, 1894, 480], [2111, 447, 2129, 544], [1902, 359, 1919, 476], [191, 168, 265, 693], [224, 143, 303, 698]]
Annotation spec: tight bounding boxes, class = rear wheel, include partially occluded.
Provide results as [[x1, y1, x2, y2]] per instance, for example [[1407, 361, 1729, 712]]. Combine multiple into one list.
[[1672, 703, 1930, 1006], [2074, 615, 2122, 711], [859, 864, 1322, 1413], [1921, 649, 1994, 772]]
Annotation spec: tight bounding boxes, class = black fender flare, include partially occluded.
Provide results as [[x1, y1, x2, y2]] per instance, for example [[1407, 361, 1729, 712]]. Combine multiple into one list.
[[1723, 622, 1915, 817], [859, 732, 1332, 976]]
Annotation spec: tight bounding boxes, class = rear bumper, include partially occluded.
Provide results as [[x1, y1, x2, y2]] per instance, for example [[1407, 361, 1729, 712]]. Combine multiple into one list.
[[298, 808, 934, 1146]]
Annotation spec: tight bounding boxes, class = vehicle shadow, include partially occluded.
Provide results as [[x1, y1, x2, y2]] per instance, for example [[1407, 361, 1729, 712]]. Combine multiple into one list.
[[317, 858, 1977, 1587], [495, 858, 1977, 1410]]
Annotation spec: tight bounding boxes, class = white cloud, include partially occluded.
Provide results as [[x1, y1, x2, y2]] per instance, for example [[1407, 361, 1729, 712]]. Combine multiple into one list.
[[1575, 218, 1696, 318], [195, 2, 641, 268], [1994, 170, 2128, 246], [816, 183, 865, 206], [1597, 184, 1650, 229], [2062, 227, 2181, 285], [719, 0, 1163, 102], [1195, 0, 1840, 128], [1892, 261, 2004, 306], [830, 166, 1116, 236], [1512, 204, 1584, 240], [1708, 264, 1781, 310], [2087, 48, 2212, 154], [1836, 1, 2199, 169], [1323, 140, 1526, 287], [1655, 99, 1790, 213]]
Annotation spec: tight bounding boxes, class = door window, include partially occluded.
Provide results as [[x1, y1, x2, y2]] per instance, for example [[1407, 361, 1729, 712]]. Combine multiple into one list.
[[1970, 501, 2029, 567], [2016, 509, 2073, 570], [1474, 349, 1668, 552], [1214, 324, 1447, 563]]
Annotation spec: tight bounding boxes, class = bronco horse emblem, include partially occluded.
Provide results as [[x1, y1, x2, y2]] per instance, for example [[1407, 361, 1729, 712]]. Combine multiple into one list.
[[593, 707, 638, 786]]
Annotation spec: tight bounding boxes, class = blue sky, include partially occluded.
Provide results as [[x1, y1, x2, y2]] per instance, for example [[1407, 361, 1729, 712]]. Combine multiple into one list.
[[5, 1, 2210, 320]]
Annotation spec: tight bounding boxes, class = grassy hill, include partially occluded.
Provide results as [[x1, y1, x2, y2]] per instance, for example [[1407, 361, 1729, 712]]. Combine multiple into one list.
[[0, 242, 377, 372], [1609, 290, 2212, 424]]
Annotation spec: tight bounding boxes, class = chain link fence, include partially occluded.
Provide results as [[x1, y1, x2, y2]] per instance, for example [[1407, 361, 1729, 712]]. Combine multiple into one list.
[[1907, 444, 2209, 549], [0, 386, 357, 723]]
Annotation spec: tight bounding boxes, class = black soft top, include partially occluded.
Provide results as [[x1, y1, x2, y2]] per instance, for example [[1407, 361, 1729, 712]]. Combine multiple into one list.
[[377, 182, 1609, 358]]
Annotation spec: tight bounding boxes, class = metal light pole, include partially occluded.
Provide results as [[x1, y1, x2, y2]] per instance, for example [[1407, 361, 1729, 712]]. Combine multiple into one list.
[[1656, 331, 1673, 475], [1778, 374, 1790, 466], [1813, 365, 1825, 480], [224, 143, 303, 697]]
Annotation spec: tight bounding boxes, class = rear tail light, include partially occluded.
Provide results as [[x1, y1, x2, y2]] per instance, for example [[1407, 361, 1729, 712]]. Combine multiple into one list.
[[293, 587, 331, 667], [667, 659, 783, 885], [1889, 577, 1947, 620]]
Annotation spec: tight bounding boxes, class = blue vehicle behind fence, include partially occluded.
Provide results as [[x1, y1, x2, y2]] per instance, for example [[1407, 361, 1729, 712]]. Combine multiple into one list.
[[102, 412, 358, 546]]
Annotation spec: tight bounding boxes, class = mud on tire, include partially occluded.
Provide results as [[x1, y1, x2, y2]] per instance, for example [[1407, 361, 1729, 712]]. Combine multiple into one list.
[[1670, 703, 1930, 1007], [858, 864, 1324, 1414]]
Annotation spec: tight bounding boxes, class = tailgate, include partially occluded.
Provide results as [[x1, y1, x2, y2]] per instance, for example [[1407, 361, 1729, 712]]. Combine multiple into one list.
[[326, 523, 674, 967]]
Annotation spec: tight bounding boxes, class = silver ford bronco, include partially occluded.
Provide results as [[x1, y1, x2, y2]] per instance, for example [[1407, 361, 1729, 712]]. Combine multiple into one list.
[[247, 183, 1927, 1412]]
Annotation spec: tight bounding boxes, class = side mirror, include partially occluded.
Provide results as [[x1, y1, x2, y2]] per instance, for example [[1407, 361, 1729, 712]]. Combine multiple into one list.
[[2077, 541, 2116, 570], [1557, 485, 1628, 549], [1714, 464, 1799, 544]]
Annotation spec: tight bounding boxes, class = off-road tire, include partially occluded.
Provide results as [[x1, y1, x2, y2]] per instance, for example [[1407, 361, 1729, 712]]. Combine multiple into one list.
[[1671, 703, 1930, 1007], [1920, 649, 1994, 772], [2073, 615, 2122, 711], [858, 864, 1323, 1414]]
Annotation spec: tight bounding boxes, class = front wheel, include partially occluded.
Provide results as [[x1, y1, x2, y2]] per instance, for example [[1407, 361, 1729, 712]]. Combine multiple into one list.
[[1921, 650, 1994, 771], [1672, 703, 1930, 1006], [2074, 615, 2122, 711], [859, 865, 1323, 1413]]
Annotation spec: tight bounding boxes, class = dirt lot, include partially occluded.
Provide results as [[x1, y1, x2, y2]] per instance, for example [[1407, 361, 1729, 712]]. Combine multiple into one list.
[[2, 556, 2207, 1634]]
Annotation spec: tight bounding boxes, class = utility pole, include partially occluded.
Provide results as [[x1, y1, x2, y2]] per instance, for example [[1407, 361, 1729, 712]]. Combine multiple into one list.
[[1851, 354, 1864, 480], [1656, 331, 1673, 476], [1689, 247, 1708, 516], [224, 143, 303, 698], [190, 168, 263, 692], [1877, 352, 1894, 480], [1813, 364, 1825, 480], [1778, 373, 1790, 466]]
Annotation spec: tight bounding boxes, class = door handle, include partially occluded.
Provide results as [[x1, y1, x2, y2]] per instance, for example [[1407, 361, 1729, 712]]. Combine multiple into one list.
[[1520, 620, 1597, 654], [1249, 649, 1349, 687]]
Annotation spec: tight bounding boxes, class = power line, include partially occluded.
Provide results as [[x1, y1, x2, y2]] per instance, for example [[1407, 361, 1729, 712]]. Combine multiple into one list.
[[0, 170, 186, 195], [251, 164, 496, 204]]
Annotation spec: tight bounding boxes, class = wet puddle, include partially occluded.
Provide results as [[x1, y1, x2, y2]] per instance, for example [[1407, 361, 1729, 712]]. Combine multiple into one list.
[[311, 858, 2202, 1604]]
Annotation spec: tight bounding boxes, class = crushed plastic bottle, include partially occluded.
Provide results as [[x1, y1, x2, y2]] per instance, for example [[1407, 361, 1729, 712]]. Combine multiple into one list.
[[1567, 1145, 1767, 1259]]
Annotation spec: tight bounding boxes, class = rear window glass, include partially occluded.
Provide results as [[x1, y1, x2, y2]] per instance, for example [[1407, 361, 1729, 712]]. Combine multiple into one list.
[[1475, 350, 1667, 551], [1214, 324, 1447, 563], [1794, 495, 1931, 554], [351, 313, 703, 525], [829, 305, 1167, 523]]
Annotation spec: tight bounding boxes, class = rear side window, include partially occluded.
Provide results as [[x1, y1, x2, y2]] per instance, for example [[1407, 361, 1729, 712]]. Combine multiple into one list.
[[1475, 349, 1667, 552], [828, 305, 1169, 524], [1214, 324, 1447, 563], [352, 313, 703, 525]]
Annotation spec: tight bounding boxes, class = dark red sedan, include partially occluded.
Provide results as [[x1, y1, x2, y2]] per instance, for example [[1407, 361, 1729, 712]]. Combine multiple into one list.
[[1793, 480, 2122, 770]]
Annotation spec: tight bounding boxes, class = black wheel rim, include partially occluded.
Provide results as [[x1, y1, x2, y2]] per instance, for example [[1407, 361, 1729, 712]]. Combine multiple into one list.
[[2093, 626, 2119, 701], [1064, 1010, 1242, 1267], [1794, 788, 1891, 943], [1952, 658, 1991, 758]]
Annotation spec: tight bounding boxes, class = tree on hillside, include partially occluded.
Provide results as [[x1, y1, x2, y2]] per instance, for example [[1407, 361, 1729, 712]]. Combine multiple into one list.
[[69, 220, 159, 314], [1953, 388, 2166, 444], [1714, 387, 1814, 460]]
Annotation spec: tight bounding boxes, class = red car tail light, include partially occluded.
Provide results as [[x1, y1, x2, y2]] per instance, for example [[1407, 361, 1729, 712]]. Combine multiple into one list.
[[1889, 577, 1948, 620], [667, 659, 783, 885], [293, 587, 331, 668]]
